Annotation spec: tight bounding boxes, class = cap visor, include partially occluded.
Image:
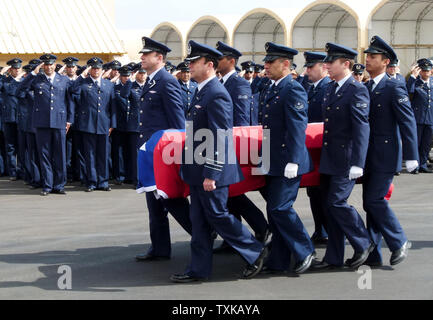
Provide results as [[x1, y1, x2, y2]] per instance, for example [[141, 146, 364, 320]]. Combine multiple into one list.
[[185, 55, 201, 62]]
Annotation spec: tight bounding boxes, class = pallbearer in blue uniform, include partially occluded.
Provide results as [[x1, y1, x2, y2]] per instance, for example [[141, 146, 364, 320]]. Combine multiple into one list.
[[171, 41, 268, 283], [1, 58, 24, 181], [311, 43, 373, 270], [213, 41, 269, 254], [176, 61, 197, 112], [19, 54, 74, 195], [360, 36, 419, 266], [352, 63, 366, 83], [303, 51, 331, 246], [72, 57, 116, 192], [134, 37, 192, 262], [112, 65, 142, 186], [407, 58, 433, 174], [258, 42, 315, 274]]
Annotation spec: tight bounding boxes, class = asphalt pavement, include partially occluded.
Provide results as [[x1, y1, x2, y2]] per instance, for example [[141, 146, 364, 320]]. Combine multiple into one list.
[[0, 172, 432, 300]]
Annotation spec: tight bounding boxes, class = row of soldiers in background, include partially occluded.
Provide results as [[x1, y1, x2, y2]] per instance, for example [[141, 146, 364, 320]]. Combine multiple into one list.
[[0, 55, 203, 195]]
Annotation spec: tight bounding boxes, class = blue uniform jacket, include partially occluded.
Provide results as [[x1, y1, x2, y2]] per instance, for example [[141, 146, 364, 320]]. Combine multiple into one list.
[[319, 76, 370, 176], [1, 76, 21, 123], [224, 72, 252, 126], [307, 76, 332, 123], [19, 73, 74, 129], [139, 68, 185, 142], [72, 76, 116, 134], [178, 79, 197, 112], [406, 76, 433, 125], [260, 75, 313, 176], [181, 77, 243, 187], [17, 86, 35, 133], [114, 80, 144, 132], [366, 75, 419, 173]]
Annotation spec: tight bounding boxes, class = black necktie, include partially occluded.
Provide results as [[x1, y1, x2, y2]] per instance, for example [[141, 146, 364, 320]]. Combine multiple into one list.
[[307, 85, 315, 100], [366, 79, 374, 92], [220, 78, 224, 84]]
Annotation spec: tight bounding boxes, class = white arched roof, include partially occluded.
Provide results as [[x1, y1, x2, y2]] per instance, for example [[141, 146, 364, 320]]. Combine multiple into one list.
[[186, 16, 231, 47], [368, 0, 433, 72], [150, 22, 185, 63]]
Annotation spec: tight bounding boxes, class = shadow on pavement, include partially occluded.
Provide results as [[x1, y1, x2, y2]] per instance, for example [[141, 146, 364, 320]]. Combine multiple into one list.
[[0, 241, 248, 293]]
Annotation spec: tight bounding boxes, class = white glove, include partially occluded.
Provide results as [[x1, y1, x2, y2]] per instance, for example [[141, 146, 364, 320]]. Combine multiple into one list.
[[284, 163, 298, 179], [405, 160, 419, 173], [349, 166, 363, 180]]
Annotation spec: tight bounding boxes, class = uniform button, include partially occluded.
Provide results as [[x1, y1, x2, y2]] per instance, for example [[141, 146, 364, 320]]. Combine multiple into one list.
[[324, 142, 328, 146], [51, 94, 54, 97], [259, 112, 262, 115], [99, 97, 101, 100], [264, 125, 268, 129], [385, 140, 388, 143], [51, 100, 54, 103], [325, 118, 329, 122], [140, 123, 142, 126], [325, 130, 328, 134], [265, 115, 268, 118], [266, 104, 269, 108], [141, 98, 144, 101], [282, 144, 285, 147], [98, 110, 101, 113], [263, 136, 267, 140], [327, 107, 330, 110], [341, 145, 345, 148], [377, 104, 381, 107], [98, 103, 101, 106], [140, 110, 143, 114], [140, 134, 143, 138], [50, 107, 53, 110], [185, 147, 188, 150], [336, 107, 339, 110]]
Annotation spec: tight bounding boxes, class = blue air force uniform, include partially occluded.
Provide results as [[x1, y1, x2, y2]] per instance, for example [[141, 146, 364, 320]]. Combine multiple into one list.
[[407, 59, 433, 171], [135, 37, 192, 261], [72, 57, 116, 191], [1, 58, 23, 179], [18, 54, 74, 193], [363, 36, 419, 265], [176, 62, 197, 112], [259, 43, 315, 273], [318, 43, 372, 268], [178, 41, 264, 279], [304, 51, 331, 243], [112, 66, 144, 185], [0, 74, 5, 176], [215, 41, 268, 249]]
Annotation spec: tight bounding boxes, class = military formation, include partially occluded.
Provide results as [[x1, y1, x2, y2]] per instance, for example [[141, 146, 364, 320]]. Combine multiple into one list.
[[0, 33, 431, 283]]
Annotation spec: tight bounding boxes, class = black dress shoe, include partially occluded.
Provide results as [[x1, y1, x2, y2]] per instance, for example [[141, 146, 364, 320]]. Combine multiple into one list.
[[170, 274, 207, 283], [411, 169, 419, 175], [242, 246, 269, 279], [135, 253, 170, 262], [97, 187, 111, 191], [419, 167, 433, 173], [348, 243, 375, 269], [390, 241, 411, 266], [40, 191, 50, 196], [260, 266, 287, 275], [114, 179, 123, 185], [9, 177, 17, 181], [213, 241, 236, 254], [394, 172, 401, 176], [85, 188, 95, 192], [29, 185, 41, 190], [345, 258, 383, 268], [310, 259, 340, 271], [52, 189, 67, 195], [293, 252, 314, 274]]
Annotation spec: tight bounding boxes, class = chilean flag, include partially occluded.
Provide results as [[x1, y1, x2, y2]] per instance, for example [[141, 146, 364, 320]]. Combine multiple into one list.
[[137, 124, 393, 201]]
